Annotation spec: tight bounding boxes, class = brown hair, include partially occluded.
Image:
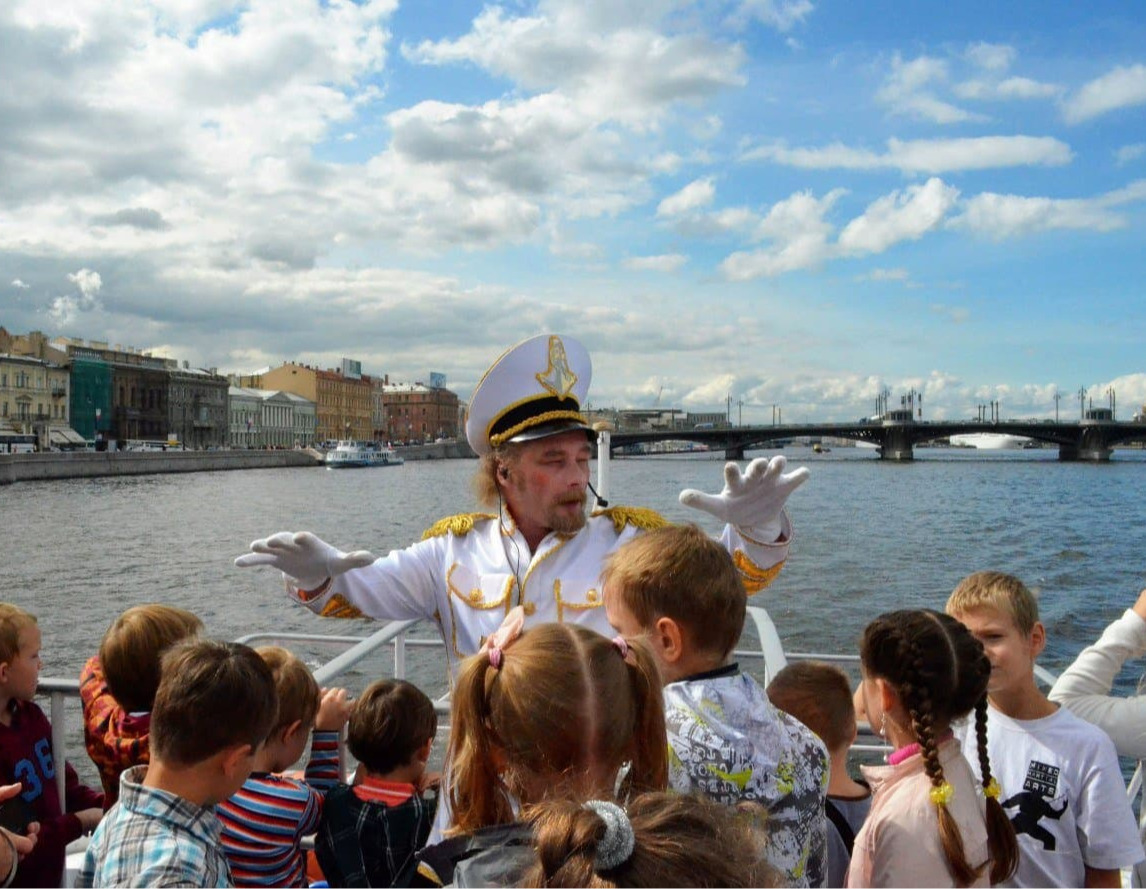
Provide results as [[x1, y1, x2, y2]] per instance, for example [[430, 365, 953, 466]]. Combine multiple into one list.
[[767, 661, 856, 753], [150, 639, 278, 767], [0, 604, 37, 664], [523, 791, 779, 888], [447, 622, 667, 834], [472, 442, 524, 507], [861, 610, 1018, 886], [601, 523, 745, 659], [99, 604, 204, 713], [256, 646, 319, 735], [946, 570, 1039, 634], [348, 679, 437, 775]]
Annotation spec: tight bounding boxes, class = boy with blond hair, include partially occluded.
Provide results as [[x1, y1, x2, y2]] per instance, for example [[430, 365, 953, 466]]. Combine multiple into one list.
[[768, 661, 871, 889], [316, 678, 439, 887], [602, 523, 828, 888], [0, 603, 103, 887], [217, 646, 351, 887], [80, 603, 204, 802], [946, 570, 1143, 887], [77, 638, 278, 887]]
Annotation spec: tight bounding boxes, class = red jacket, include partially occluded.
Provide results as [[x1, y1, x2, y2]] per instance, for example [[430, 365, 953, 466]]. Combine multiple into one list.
[[79, 655, 150, 804], [0, 699, 104, 887]]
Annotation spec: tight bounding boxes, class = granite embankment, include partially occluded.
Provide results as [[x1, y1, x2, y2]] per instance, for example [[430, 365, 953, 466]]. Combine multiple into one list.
[[0, 441, 475, 485]]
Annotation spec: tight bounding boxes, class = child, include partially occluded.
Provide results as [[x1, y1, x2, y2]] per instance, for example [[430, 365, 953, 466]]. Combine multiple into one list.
[[316, 679, 438, 888], [413, 618, 667, 887], [768, 660, 871, 889], [947, 571, 1143, 887], [218, 646, 351, 887], [80, 603, 204, 803], [601, 523, 829, 888], [851, 608, 1018, 888], [77, 638, 278, 887], [0, 603, 103, 887], [523, 791, 778, 888]]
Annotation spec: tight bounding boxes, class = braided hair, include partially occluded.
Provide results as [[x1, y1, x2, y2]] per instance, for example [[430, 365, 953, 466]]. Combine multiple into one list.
[[861, 610, 1018, 887]]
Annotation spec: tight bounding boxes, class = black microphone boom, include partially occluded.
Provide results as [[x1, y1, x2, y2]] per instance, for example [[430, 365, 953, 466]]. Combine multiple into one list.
[[587, 480, 609, 508]]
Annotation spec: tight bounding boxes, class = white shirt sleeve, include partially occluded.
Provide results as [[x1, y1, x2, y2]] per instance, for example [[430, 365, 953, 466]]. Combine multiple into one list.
[[1049, 608, 1146, 759]]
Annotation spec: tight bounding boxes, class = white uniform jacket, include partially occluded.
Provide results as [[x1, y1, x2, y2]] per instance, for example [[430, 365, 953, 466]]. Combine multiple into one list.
[[290, 504, 792, 674]]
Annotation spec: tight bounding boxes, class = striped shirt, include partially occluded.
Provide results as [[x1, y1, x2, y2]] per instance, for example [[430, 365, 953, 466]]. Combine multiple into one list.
[[218, 731, 340, 887], [76, 765, 230, 888]]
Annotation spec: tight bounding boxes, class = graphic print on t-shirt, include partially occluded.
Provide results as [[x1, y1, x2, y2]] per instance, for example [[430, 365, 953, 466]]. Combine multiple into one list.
[[1003, 760, 1068, 851]]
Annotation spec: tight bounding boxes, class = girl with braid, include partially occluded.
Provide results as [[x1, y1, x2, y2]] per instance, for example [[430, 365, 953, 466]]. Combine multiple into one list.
[[849, 609, 1018, 888], [412, 615, 668, 887]]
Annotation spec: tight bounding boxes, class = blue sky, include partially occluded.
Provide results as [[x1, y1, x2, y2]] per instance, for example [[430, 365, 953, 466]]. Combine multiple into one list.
[[2, 0, 1144, 422]]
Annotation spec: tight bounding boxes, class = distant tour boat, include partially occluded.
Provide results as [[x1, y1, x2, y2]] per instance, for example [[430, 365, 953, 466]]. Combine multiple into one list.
[[324, 440, 405, 468], [948, 433, 1030, 450]]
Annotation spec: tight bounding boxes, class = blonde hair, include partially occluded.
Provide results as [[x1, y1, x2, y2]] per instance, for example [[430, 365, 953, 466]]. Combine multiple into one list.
[[256, 646, 319, 734], [601, 524, 745, 659], [767, 661, 855, 753], [523, 791, 779, 888], [861, 610, 1018, 886], [946, 571, 1039, 634], [472, 442, 524, 507], [447, 622, 667, 834], [0, 604, 37, 664], [99, 604, 204, 712]]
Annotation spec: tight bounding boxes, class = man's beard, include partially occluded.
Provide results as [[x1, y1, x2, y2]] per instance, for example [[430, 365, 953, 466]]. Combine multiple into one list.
[[547, 493, 588, 535]]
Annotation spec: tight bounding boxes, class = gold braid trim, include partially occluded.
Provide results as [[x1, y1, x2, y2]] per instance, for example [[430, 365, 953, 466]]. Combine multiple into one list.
[[422, 512, 497, 540], [592, 505, 669, 534], [733, 551, 785, 596], [488, 409, 587, 448], [319, 594, 364, 619]]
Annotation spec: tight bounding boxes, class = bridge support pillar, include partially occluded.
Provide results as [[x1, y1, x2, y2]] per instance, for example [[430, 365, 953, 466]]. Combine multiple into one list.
[[879, 427, 914, 461], [724, 446, 746, 460], [1060, 426, 1113, 462]]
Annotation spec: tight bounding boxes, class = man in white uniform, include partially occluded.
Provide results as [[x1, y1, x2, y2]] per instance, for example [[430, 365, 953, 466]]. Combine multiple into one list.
[[236, 333, 808, 672]]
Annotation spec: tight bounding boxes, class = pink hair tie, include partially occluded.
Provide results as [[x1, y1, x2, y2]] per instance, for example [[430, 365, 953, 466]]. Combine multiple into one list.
[[612, 636, 629, 659], [488, 647, 503, 670]]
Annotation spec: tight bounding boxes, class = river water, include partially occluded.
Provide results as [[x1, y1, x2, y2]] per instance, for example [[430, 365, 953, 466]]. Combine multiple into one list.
[[4, 446, 1146, 780]]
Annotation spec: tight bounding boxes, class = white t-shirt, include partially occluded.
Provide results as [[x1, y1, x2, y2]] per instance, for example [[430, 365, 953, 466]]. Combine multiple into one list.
[[956, 703, 1143, 887]]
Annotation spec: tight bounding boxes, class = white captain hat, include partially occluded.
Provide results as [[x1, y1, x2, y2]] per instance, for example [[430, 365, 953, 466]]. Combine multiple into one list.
[[465, 333, 593, 456]]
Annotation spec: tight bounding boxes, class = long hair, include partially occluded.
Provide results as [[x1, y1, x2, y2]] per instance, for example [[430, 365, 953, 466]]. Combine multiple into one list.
[[522, 791, 779, 888], [861, 609, 1018, 886], [446, 622, 667, 834]]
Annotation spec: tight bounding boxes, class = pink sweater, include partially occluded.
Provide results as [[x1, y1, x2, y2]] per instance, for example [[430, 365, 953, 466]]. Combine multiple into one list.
[[848, 739, 989, 888]]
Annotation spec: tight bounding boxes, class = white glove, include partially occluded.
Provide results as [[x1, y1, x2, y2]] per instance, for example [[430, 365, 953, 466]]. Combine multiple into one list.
[[679, 455, 809, 542], [234, 531, 377, 592]]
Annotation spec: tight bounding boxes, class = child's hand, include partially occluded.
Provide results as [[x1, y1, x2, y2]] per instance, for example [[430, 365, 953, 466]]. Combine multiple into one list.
[[1132, 588, 1146, 622], [315, 687, 352, 732], [76, 808, 103, 834]]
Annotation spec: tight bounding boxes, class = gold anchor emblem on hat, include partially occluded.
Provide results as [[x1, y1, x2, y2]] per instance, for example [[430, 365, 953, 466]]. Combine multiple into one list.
[[536, 336, 578, 399]]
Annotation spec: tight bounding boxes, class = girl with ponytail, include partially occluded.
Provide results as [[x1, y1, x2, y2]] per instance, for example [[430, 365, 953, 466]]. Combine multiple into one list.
[[849, 609, 1018, 888], [413, 614, 667, 887]]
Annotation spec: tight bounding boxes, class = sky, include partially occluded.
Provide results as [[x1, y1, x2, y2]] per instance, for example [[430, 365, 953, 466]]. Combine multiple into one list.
[[2, 1, 1145, 423]]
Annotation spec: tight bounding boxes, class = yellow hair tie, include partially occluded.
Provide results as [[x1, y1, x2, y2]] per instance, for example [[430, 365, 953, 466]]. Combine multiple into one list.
[[929, 781, 954, 806], [983, 778, 1001, 800]]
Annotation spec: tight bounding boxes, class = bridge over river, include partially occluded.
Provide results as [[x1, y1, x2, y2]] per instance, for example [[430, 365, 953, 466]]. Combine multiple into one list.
[[608, 418, 1146, 462]]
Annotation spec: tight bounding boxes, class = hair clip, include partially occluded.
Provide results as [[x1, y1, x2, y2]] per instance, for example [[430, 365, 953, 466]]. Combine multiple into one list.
[[611, 635, 629, 659], [583, 800, 635, 871], [929, 781, 954, 806], [983, 777, 1001, 800]]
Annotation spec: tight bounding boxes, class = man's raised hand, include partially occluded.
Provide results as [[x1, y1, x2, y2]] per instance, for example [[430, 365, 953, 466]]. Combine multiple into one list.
[[678, 455, 809, 543], [235, 531, 376, 592]]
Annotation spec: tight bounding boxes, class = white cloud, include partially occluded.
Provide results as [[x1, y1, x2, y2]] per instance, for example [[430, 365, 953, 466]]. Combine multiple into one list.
[[838, 178, 960, 255], [657, 178, 716, 216], [720, 188, 844, 280], [876, 53, 982, 124], [727, 0, 814, 32], [950, 179, 1146, 240], [965, 42, 1015, 72], [956, 76, 1061, 102], [857, 267, 910, 283], [1116, 143, 1146, 165], [745, 136, 1072, 174], [1063, 64, 1146, 124], [49, 268, 104, 326], [623, 253, 688, 272], [11, 279, 29, 289], [930, 303, 970, 324]]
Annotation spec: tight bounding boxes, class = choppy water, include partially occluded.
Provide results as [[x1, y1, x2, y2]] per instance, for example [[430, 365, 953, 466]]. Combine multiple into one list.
[[4, 446, 1146, 780]]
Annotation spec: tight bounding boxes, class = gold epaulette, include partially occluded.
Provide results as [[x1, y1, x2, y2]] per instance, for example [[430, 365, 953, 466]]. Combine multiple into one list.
[[421, 512, 497, 540], [592, 505, 670, 534]]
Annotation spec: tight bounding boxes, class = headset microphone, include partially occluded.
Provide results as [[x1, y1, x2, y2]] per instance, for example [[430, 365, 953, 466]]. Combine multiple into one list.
[[587, 480, 609, 508]]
